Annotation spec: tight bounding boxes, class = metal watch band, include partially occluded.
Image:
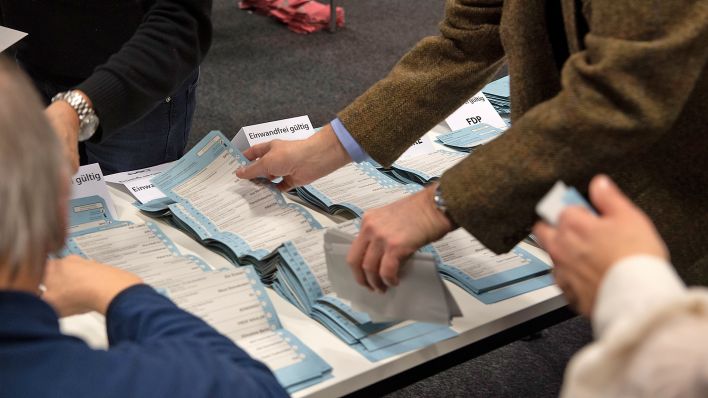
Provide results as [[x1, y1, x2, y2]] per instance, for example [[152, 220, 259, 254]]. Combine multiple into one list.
[[433, 185, 449, 214], [51, 90, 99, 141]]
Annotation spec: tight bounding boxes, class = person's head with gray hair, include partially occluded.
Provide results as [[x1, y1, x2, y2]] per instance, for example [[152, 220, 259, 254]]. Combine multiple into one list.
[[0, 58, 68, 289]]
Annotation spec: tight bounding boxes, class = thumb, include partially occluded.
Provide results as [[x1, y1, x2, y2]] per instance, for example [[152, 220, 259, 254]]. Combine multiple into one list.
[[589, 174, 633, 216], [235, 159, 270, 180]]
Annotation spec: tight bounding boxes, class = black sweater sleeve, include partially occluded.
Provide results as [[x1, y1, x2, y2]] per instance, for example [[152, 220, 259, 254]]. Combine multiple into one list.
[[77, 0, 212, 141]]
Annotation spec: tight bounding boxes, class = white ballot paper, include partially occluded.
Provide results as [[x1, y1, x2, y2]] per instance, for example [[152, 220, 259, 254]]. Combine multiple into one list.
[[232, 115, 315, 151], [397, 134, 436, 160], [0, 26, 27, 52], [536, 181, 595, 226], [324, 230, 461, 324], [445, 92, 507, 131]]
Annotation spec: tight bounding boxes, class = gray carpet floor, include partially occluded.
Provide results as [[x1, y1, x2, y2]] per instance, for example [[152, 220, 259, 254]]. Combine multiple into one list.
[[192, 1, 593, 396]]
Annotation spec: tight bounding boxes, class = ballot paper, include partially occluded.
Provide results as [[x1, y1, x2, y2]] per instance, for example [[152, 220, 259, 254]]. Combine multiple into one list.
[[536, 181, 596, 225], [69, 164, 118, 229], [232, 115, 315, 152], [388, 150, 468, 185], [482, 76, 511, 114], [151, 131, 321, 279], [271, 221, 458, 361], [324, 230, 462, 324], [445, 92, 508, 131], [436, 123, 505, 152], [0, 26, 27, 52], [65, 221, 332, 392], [295, 162, 421, 217], [426, 229, 554, 304], [239, 0, 344, 34]]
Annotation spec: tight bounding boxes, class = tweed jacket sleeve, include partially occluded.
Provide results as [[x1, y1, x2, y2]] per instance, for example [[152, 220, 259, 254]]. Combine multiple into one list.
[[337, 0, 505, 165], [440, 0, 708, 253]]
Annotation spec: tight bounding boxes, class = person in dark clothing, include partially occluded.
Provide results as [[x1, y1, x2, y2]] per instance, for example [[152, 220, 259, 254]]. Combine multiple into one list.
[[0, 60, 287, 398], [0, 0, 212, 174]]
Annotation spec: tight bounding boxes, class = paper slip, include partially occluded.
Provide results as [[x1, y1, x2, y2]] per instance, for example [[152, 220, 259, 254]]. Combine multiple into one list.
[[104, 162, 174, 184], [70, 164, 117, 220], [536, 181, 596, 226], [103, 162, 173, 204], [324, 230, 461, 324], [0, 26, 27, 52], [397, 134, 436, 160], [232, 115, 315, 151], [445, 92, 507, 131]]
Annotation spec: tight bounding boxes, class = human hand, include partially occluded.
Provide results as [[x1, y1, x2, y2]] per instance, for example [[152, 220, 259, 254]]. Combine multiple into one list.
[[42, 255, 143, 317], [348, 183, 456, 292], [45, 100, 80, 173], [533, 175, 668, 317], [235, 124, 352, 191]]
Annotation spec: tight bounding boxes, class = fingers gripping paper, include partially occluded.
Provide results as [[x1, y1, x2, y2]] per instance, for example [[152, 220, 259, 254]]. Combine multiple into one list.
[[323, 230, 462, 324]]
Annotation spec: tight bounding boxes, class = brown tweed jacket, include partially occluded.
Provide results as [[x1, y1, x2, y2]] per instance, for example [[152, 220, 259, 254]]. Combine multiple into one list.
[[338, 0, 708, 284]]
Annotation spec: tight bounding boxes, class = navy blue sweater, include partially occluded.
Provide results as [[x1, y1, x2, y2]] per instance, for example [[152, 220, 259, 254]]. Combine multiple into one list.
[[0, 285, 289, 398]]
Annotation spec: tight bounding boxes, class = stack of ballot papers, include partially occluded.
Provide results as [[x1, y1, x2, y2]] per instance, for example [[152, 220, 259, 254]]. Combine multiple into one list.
[[295, 161, 421, 217], [482, 76, 511, 115], [239, 0, 344, 34], [436, 123, 505, 152], [387, 149, 468, 185], [324, 229, 462, 324], [423, 229, 554, 303], [148, 131, 323, 282], [270, 221, 459, 361], [65, 196, 332, 392]]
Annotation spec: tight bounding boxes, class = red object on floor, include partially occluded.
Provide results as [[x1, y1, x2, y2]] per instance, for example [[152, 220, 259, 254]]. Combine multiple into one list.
[[239, 0, 345, 34]]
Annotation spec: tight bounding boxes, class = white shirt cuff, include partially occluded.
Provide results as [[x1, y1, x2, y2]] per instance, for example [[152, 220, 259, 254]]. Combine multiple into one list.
[[592, 255, 685, 338]]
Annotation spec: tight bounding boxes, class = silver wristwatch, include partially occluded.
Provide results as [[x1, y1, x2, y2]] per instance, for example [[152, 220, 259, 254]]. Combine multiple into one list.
[[52, 90, 99, 142], [433, 184, 449, 214]]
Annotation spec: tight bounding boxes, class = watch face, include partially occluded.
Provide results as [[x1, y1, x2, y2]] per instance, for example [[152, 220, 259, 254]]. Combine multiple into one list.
[[78, 114, 100, 141]]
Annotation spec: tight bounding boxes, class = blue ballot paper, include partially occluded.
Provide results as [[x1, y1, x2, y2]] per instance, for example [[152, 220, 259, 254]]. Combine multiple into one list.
[[436, 123, 505, 152], [536, 181, 596, 226], [387, 150, 468, 185], [270, 222, 459, 362], [65, 217, 332, 393], [150, 131, 322, 281], [295, 161, 421, 217]]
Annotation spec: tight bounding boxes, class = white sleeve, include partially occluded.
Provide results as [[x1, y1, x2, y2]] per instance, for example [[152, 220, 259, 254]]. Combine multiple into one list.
[[561, 255, 708, 398]]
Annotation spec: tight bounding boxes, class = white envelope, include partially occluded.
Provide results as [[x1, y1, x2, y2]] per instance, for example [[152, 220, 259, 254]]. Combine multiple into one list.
[[324, 230, 462, 324]]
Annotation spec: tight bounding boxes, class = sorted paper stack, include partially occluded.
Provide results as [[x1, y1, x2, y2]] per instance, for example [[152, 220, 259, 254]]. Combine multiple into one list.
[[270, 222, 459, 362], [239, 0, 344, 34], [436, 123, 505, 152], [482, 76, 510, 114]]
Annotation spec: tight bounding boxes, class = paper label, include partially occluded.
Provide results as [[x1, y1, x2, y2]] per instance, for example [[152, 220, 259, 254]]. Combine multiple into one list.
[[0, 26, 27, 52], [445, 92, 507, 131], [70, 164, 117, 219], [398, 134, 436, 160], [232, 115, 315, 151]]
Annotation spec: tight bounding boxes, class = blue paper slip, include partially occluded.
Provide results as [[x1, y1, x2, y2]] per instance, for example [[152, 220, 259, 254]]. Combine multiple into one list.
[[149, 131, 322, 280], [387, 150, 468, 185], [536, 181, 596, 226], [436, 123, 505, 152], [65, 215, 332, 393], [270, 221, 458, 362], [295, 161, 421, 217]]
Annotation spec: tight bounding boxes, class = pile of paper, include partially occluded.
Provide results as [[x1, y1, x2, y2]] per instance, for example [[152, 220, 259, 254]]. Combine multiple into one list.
[[239, 0, 345, 34], [295, 162, 421, 217], [65, 195, 332, 392], [482, 76, 511, 115], [270, 222, 459, 361], [436, 123, 505, 152]]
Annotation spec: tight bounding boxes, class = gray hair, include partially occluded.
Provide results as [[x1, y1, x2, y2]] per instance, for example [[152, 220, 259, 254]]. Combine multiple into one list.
[[0, 58, 67, 280]]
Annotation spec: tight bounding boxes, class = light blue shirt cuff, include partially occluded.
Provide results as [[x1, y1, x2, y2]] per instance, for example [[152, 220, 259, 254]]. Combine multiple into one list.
[[330, 117, 369, 163]]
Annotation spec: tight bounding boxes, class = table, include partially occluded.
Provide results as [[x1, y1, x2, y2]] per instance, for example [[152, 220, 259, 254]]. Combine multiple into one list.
[[61, 127, 569, 398]]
